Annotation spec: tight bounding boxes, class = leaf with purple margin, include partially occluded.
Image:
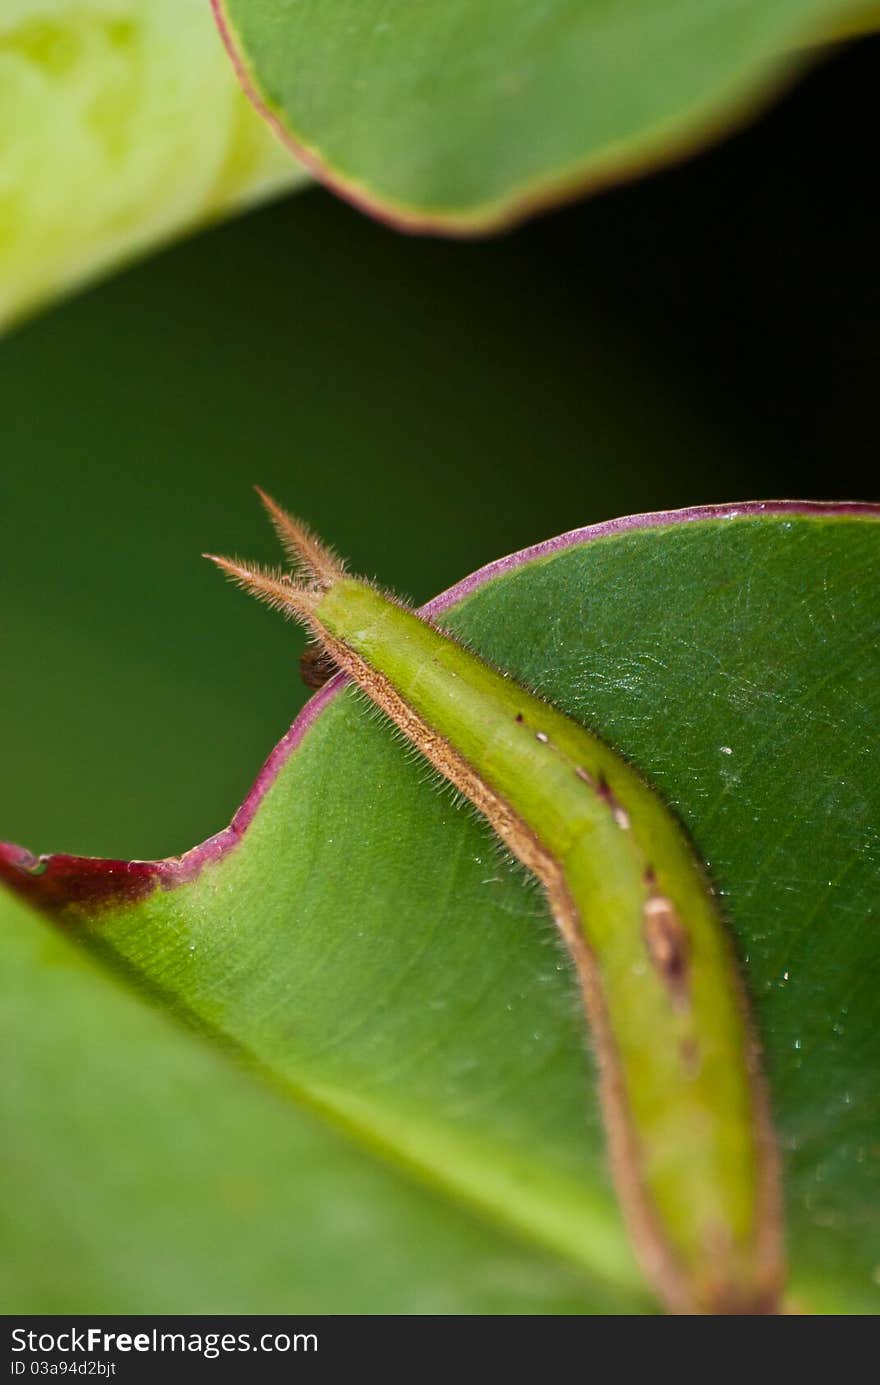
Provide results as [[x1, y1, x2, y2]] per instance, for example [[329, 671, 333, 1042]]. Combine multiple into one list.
[[213, 0, 867, 232], [2, 503, 879, 1312], [0, 1, 306, 331]]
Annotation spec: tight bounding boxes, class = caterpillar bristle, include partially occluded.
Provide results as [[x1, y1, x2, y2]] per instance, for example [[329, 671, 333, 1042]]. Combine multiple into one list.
[[254, 487, 344, 590], [203, 553, 318, 622]]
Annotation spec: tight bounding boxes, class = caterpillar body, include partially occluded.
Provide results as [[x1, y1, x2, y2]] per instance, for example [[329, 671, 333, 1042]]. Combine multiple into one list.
[[207, 490, 783, 1315]]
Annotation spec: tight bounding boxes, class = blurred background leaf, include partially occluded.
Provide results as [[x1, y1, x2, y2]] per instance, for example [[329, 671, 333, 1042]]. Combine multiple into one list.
[[1, 885, 614, 1313], [0, 0, 305, 330], [215, 0, 875, 229], [1, 35, 878, 1312]]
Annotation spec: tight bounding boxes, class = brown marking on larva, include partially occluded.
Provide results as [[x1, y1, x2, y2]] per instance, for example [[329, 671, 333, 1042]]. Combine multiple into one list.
[[515, 712, 524, 723], [697, 1223, 779, 1315], [575, 766, 630, 829], [643, 893, 690, 1008], [679, 1036, 701, 1078], [299, 645, 339, 690], [597, 774, 631, 830]]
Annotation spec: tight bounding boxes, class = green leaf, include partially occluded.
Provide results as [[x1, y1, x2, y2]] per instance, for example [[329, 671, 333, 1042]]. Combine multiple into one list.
[[3, 504, 879, 1312], [213, 0, 864, 232], [0, 1, 307, 331], [0, 885, 609, 1313]]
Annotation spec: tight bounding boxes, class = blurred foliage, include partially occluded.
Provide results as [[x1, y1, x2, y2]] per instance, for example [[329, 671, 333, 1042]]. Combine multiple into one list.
[[0, 0, 304, 329], [2, 886, 608, 1314], [218, 0, 872, 229]]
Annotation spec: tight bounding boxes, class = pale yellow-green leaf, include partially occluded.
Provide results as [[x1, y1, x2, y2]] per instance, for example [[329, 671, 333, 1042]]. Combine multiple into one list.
[[0, 0, 306, 330]]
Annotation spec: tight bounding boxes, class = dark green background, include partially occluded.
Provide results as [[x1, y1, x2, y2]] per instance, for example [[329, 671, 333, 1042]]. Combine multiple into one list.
[[1, 37, 877, 867]]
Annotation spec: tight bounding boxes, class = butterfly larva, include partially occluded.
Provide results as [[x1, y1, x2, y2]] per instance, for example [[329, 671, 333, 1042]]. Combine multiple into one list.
[[206, 489, 783, 1315]]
